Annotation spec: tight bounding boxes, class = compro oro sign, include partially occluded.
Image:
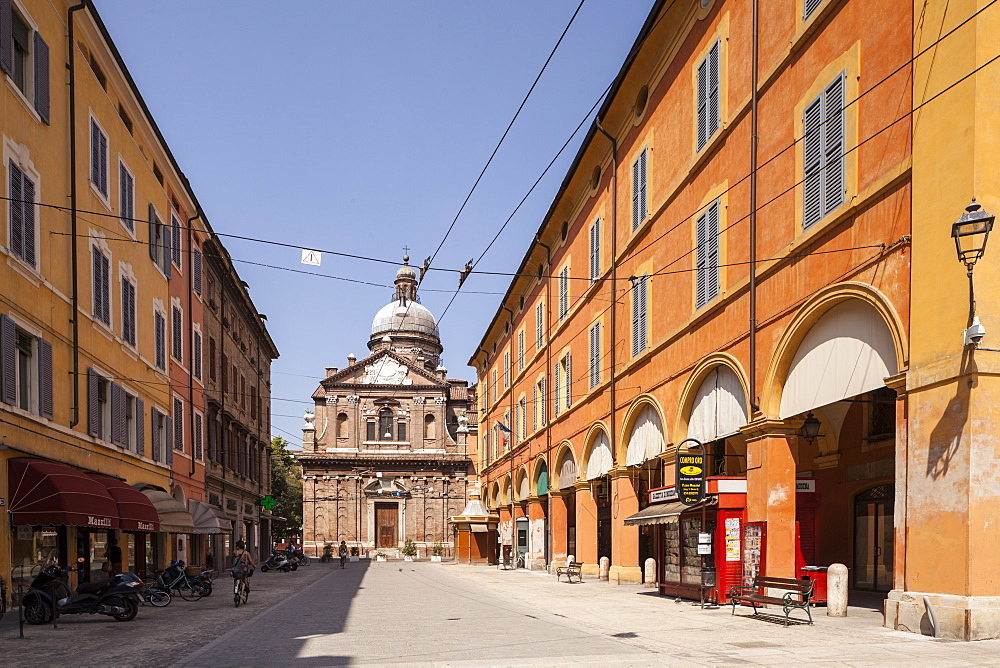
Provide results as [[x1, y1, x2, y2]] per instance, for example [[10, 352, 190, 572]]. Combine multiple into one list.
[[676, 452, 706, 506]]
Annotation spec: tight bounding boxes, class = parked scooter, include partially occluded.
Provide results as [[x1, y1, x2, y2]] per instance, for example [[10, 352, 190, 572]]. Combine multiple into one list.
[[288, 547, 310, 566], [259, 552, 297, 572], [22, 560, 142, 624]]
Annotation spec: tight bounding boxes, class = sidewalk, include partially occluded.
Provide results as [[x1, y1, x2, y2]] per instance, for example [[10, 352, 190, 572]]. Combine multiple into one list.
[[441, 563, 1000, 666]]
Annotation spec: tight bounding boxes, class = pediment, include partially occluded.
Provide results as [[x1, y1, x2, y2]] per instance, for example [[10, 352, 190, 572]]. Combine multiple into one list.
[[321, 350, 446, 388]]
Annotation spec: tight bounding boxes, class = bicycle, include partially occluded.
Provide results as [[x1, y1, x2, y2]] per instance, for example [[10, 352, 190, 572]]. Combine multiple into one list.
[[137, 583, 171, 607], [233, 576, 249, 607]]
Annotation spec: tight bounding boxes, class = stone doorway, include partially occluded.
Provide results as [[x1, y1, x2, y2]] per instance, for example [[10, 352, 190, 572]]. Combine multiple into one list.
[[375, 503, 398, 548]]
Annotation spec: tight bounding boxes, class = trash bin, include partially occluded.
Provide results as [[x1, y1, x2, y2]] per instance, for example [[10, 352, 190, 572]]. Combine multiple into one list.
[[701, 565, 717, 590], [800, 565, 828, 604]]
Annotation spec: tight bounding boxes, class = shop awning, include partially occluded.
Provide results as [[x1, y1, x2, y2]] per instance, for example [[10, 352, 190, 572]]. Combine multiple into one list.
[[137, 488, 196, 533], [7, 458, 119, 529], [190, 500, 233, 534], [88, 474, 160, 533], [623, 501, 687, 526]]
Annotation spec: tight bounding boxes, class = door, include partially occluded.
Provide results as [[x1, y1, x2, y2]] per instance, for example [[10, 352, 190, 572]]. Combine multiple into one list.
[[515, 517, 528, 567], [853, 484, 894, 591], [376, 503, 398, 548]]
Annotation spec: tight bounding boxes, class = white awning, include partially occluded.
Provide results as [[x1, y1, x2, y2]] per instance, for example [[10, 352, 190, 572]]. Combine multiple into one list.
[[138, 488, 196, 534], [623, 501, 686, 526], [517, 474, 530, 501], [586, 432, 613, 480], [688, 366, 748, 442], [557, 453, 577, 489], [189, 500, 233, 535], [625, 405, 664, 466], [779, 300, 897, 419]]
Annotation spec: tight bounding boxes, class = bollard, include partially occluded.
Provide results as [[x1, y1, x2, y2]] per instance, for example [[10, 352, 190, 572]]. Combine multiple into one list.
[[18, 585, 25, 639], [644, 558, 657, 588], [827, 563, 848, 617], [599, 556, 610, 581]]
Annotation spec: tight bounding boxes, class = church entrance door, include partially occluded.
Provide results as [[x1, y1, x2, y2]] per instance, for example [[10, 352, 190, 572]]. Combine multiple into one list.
[[376, 503, 398, 548]]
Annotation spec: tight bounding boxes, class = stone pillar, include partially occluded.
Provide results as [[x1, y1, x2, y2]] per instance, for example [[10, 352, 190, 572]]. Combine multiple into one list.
[[548, 491, 569, 569], [609, 467, 642, 584], [741, 419, 799, 578], [574, 481, 598, 576], [526, 496, 547, 570]]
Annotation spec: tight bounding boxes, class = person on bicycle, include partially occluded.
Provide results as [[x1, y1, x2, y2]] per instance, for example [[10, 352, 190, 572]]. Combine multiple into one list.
[[338, 541, 349, 569], [232, 541, 256, 575]]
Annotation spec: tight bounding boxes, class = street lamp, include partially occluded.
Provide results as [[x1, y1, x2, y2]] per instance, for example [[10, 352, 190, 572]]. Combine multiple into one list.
[[799, 412, 822, 444], [952, 199, 994, 346]]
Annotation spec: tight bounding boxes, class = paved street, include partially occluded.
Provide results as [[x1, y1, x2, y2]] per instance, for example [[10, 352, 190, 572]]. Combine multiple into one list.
[[6, 561, 1000, 666]]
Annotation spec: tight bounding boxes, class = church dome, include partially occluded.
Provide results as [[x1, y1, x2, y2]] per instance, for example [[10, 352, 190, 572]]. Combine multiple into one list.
[[371, 300, 439, 339], [396, 264, 416, 281]]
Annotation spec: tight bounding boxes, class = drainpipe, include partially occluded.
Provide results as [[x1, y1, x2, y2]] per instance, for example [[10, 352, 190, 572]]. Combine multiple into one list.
[[534, 234, 552, 568], [595, 118, 618, 464], [67, 0, 87, 428], [749, 0, 760, 412], [187, 208, 201, 477]]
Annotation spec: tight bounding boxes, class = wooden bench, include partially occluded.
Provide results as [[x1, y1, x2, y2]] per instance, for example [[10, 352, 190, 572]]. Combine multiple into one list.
[[728, 576, 814, 626], [556, 561, 583, 583]]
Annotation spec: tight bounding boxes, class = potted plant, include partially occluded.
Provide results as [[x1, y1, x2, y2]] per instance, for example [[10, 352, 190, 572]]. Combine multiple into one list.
[[374, 550, 388, 562], [321, 543, 334, 563], [402, 539, 417, 561], [431, 541, 444, 562], [350, 546, 360, 562]]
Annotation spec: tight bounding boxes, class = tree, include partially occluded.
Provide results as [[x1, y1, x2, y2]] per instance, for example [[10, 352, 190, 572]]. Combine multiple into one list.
[[269, 437, 303, 540]]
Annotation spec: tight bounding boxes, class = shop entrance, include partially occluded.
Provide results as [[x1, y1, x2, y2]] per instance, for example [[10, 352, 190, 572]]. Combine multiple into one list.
[[515, 517, 529, 567], [376, 503, 398, 548], [596, 477, 612, 562], [853, 484, 894, 591]]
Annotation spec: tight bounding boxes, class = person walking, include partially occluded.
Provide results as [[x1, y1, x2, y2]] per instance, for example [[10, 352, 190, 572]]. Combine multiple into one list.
[[338, 541, 349, 569], [105, 537, 123, 576]]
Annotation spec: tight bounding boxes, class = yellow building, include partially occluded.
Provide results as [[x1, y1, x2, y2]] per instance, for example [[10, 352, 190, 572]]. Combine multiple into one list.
[[1, 0, 274, 595]]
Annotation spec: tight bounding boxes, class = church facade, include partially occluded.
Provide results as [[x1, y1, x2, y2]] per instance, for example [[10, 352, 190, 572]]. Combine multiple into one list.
[[298, 258, 477, 557]]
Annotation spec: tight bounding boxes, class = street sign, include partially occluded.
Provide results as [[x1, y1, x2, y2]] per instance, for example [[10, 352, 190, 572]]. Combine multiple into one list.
[[676, 451, 706, 506]]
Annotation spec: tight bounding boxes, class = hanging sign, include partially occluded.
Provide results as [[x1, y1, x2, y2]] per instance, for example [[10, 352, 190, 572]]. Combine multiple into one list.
[[676, 451, 706, 506], [301, 249, 322, 266]]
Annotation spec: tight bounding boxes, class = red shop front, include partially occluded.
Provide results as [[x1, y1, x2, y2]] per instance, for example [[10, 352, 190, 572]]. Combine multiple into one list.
[[624, 477, 821, 604]]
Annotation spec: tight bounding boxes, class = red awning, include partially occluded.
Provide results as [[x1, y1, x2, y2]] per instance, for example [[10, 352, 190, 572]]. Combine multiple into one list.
[[7, 458, 119, 529], [87, 474, 160, 533]]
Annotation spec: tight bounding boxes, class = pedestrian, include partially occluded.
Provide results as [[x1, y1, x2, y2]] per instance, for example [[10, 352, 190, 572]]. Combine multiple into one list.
[[231, 540, 257, 574], [105, 537, 123, 576], [339, 541, 349, 569]]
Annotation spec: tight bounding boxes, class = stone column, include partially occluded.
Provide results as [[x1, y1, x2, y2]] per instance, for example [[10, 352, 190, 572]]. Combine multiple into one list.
[[548, 491, 569, 568], [574, 481, 598, 575], [741, 419, 799, 578], [526, 496, 547, 570], [610, 467, 641, 584]]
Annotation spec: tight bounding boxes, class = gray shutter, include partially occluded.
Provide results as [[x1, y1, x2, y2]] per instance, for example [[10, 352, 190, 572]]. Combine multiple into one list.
[[631, 157, 641, 229], [34, 32, 49, 124], [9, 161, 23, 260], [590, 323, 600, 388], [804, 0, 823, 18], [706, 202, 721, 302], [148, 203, 158, 261], [174, 398, 183, 451], [101, 253, 110, 324], [707, 41, 720, 140], [824, 74, 846, 215], [90, 120, 100, 190], [99, 130, 108, 197], [151, 407, 161, 461], [554, 362, 561, 417], [193, 331, 201, 379], [639, 275, 648, 352], [22, 175, 34, 266], [195, 412, 203, 460], [639, 148, 648, 222], [632, 279, 643, 355], [540, 376, 547, 425], [193, 248, 202, 294], [696, 57, 708, 150], [1, 314, 16, 405], [88, 367, 99, 437], [165, 415, 174, 466], [0, 0, 12, 76], [565, 353, 571, 408], [559, 267, 568, 318], [802, 97, 823, 228], [93, 248, 102, 322], [536, 302, 543, 349], [110, 382, 124, 446], [135, 397, 145, 456], [38, 337, 53, 419], [161, 221, 172, 279]]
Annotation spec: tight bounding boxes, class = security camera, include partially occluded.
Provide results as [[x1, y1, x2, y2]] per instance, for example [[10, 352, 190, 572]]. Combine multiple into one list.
[[964, 316, 986, 346]]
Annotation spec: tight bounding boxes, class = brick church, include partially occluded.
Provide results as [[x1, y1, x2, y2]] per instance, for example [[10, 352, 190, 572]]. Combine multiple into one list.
[[298, 256, 477, 557]]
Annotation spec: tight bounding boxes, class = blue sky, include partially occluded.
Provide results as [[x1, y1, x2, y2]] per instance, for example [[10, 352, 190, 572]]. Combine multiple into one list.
[[96, 0, 654, 447]]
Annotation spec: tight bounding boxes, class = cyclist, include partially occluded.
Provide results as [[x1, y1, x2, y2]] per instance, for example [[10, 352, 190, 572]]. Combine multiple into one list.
[[231, 541, 256, 606], [338, 541, 349, 569]]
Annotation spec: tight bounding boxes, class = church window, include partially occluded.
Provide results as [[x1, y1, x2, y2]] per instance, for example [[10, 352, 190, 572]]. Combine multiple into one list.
[[379, 407, 393, 440], [366, 420, 376, 441], [397, 420, 407, 442]]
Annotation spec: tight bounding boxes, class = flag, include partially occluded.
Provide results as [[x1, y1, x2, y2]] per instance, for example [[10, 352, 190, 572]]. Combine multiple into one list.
[[496, 421, 511, 433]]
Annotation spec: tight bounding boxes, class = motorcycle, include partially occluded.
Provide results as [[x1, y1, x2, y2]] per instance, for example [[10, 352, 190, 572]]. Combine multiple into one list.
[[259, 552, 296, 572], [22, 562, 141, 624], [288, 548, 310, 567]]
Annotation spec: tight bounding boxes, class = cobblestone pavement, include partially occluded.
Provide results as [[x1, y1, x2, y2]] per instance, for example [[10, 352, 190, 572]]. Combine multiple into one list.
[[0, 562, 332, 666]]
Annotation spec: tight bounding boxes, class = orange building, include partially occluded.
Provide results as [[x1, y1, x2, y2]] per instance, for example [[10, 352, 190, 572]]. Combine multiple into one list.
[[471, 0, 1000, 640]]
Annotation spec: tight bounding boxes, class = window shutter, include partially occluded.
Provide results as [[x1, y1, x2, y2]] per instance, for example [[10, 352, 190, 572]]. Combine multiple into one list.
[[151, 407, 161, 461], [194, 331, 202, 380], [824, 74, 846, 215], [536, 302, 543, 349], [38, 337, 52, 419], [34, 32, 49, 124], [554, 362, 561, 417], [195, 412, 203, 460], [135, 397, 145, 456], [1, 314, 16, 405], [0, 0, 12, 76], [706, 202, 721, 303], [120, 167, 134, 232], [101, 253, 110, 324], [590, 322, 600, 388], [88, 367, 99, 437], [559, 267, 569, 318], [631, 157, 641, 229], [540, 376, 547, 425], [110, 382, 124, 446], [162, 223, 172, 279], [639, 275, 648, 352], [590, 219, 600, 280], [93, 249, 102, 323], [164, 415, 173, 466], [193, 248, 203, 295], [174, 398, 183, 451], [171, 218, 181, 267], [696, 58, 708, 150], [21, 176, 34, 266], [518, 330, 524, 370], [802, 98, 823, 228], [154, 312, 165, 370], [639, 148, 648, 222], [707, 41, 720, 140], [172, 307, 181, 361], [9, 161, 23, 260], [148, 204, 158, 261], [91, 121, 100, 191], [632, 280, 642, 356], [804, 0, 823, 19], [532, 384, 538, 432], [565, 353, 571, 408]]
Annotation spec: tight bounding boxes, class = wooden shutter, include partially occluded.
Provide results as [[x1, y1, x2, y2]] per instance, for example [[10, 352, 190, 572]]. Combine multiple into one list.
[[518, 330, 524, 370], [38, 337, 52, 419], [88, 367, 99, 437], [802, 97, 823, 228], [590, 219, 600, 280], [193, 248, 203, 295], [174, 398, 183, 452], [135, 397, 145, 456], [804, 0, 823, 19], [194, 412, 203, 460], [824, 74, 846, 215], [9, 161, 23, 260], [193, 331, 202, 379], [165, 415, 174, 466], [0, 0, 12, 76], [34, 31, 49, 124], [565, 353, 571, 408], [161, 219, 172, 279], [554, 362, 561, 417], [154, 312, 165, 370], [532, 384, 538, 432], [639, 148, 648, 222], [172, 307, 181, 361], [631, 157, 641, 230], [21, 175, 34, 266], [695, 209, 708, 308], [0, 314, 16, 405], [171, 217, 181, 267], [148, 203, 158, 261], [99, 128, 108, 196], [91, 120, 101, 192], [110, 382, 124, 446], [706, 202, 721, 303], [93, 248, 103, 323], [559, 267, 568, 318], [590, 322, 600, 388], [707, 41, 720, 140], [632, 278, 643, 356], [540, 376, 547, 425], [696, 57, 708, 150], [536, 302, 543, 349], [151, 407, 160, 461], [120, 166, 134, 231]]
